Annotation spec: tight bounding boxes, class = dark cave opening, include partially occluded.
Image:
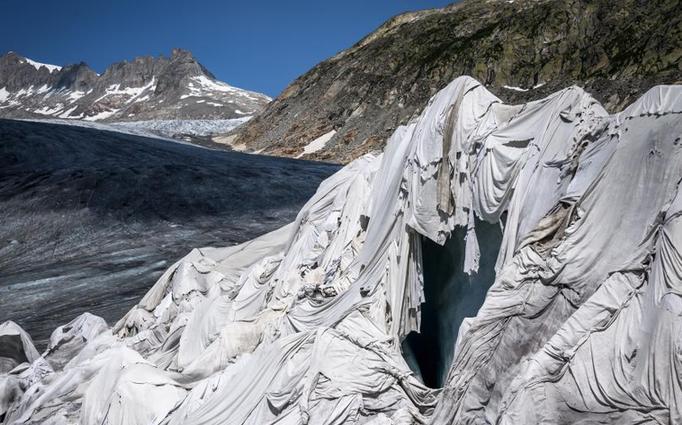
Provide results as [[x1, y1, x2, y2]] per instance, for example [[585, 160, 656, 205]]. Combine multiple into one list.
[[402, 217, 502, 388]]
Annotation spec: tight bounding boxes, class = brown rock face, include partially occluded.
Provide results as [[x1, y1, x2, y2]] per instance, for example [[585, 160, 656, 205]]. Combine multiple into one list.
[[232, 0, 682, 163]]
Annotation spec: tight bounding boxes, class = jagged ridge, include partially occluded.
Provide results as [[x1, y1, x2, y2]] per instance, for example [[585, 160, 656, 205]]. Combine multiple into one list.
[[0, 49, 270, 122]]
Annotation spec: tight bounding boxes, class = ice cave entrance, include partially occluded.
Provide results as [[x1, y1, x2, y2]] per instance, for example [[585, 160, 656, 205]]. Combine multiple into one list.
[[403, 217, 502, 388]]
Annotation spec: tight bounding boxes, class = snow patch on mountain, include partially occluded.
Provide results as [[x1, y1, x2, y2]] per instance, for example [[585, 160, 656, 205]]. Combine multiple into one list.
[[66, 90, 86, 101], [34, 105, 64, 115], [95, 78, 156, 104], [23, 57, 62, 73], [59, 106, 79, 118], [191, 75, 237, 93], [84, 109, 119, 121], [296, 130, 337, 158]]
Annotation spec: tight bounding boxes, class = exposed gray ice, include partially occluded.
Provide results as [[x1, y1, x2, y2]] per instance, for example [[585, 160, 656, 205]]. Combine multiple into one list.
[[0, 119, 339, 347]]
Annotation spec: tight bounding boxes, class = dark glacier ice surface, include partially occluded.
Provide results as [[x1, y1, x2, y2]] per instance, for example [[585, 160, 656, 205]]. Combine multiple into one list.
[[0, 119, 340, 347]]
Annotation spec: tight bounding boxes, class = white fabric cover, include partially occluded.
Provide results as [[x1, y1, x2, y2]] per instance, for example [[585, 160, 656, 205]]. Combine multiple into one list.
[[1, 77, 680, 425]]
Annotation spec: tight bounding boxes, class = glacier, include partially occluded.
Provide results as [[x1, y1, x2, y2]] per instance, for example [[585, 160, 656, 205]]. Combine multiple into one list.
[[17, 117, 251, 145], [1, 76, 681, 424]]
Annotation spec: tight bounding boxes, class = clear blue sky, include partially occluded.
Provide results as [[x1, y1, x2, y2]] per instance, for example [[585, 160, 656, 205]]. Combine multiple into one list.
[[1, 0, 453, 97]]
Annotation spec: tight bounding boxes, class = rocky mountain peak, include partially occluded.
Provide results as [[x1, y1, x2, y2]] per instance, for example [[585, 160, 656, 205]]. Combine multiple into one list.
[[171, 47, 195, 61], [1, 51, 21, 64], [155, 48, 214, 93], [54, 62, 99, 92], [0, 49, 270, 123], [0, 51, 61, 91], [98, 55, 162, 91]]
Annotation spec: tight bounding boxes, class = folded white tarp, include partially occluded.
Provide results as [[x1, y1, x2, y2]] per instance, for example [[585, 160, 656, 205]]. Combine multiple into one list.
[[1, 77, 680, 425]]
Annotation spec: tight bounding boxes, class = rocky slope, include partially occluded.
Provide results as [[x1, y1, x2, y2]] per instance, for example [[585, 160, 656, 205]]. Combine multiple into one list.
[[0, 49, 270, 123], [232, 0, 682, 162]]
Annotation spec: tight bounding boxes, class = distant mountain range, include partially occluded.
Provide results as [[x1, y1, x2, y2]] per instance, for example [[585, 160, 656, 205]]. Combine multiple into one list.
[[231, 0, 682, 163], [0, 48, 270, 123]]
